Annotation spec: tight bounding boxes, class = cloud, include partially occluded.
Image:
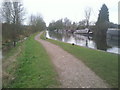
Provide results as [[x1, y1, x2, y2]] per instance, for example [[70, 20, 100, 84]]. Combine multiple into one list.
[[22, 0, 119, 25]]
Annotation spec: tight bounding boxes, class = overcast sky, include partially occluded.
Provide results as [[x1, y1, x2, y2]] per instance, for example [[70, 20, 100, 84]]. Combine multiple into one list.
[[1, 0, 119, 25]]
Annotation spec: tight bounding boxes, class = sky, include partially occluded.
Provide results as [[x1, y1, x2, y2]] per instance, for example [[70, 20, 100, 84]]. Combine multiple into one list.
[[1, 0, 119, 25], [118, 1, 120, 24]]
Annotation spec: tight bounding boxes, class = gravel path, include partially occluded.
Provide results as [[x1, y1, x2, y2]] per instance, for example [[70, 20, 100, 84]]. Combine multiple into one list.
[[35, 32, 110, 88]]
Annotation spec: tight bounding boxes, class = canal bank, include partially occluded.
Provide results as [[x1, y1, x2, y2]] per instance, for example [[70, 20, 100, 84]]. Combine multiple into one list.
[[3, 33, 59, 88]]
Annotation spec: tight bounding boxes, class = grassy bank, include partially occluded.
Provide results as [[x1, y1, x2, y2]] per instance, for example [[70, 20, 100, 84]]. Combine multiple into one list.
[[3, 41, 23, 87], [41, 32, 118, 88], [3, 33, 59, 88]]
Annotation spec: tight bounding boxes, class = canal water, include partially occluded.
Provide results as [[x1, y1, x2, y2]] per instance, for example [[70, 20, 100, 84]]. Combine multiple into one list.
[[46, 31, 119, 54]]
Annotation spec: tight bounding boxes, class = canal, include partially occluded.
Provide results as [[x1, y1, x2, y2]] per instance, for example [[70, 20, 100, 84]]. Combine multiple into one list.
[[46, 30, 119, 54]]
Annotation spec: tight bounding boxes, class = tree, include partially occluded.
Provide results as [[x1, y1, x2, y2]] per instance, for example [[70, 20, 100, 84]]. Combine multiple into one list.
[[1, 0, 25, 24], [95, 4, 109, 37], [29, 14, 46, 32], [55, 19, 64, 30], [84, 7, 91, 28], [77, 19, 86, 29], [48, 18, 72, 31], [71, 22, 77, 30], [12, 1, 25, 25], [48, 19, 64, 31], [63, 17, 71, 30], [1, 1, 12, 23], [1, 0, 26, 47], [96, 4, 109, 24], [48, 21, 56, 31]]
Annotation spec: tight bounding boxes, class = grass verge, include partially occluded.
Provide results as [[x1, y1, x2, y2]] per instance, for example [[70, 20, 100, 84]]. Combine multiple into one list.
[[41, 31, 118, 88], [3, 33, 59, 88], [3, 41, 23, 87]]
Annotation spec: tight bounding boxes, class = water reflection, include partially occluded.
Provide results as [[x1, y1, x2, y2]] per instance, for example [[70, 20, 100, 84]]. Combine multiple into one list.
[[46, 31, 119, 54]]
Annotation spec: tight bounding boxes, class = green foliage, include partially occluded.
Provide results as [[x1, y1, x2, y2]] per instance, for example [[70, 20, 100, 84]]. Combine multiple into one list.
[[3, 41, 22, 59], [78, 20, 86, 29], [40, 31, 46, 40], [63, 17, 72, 30], [95, 4, 109, 36], [96, 4, 109, 24], [48, 19, 64, 31], [48, 17, 87, 31], [29, 15, 46, 32], [96, 4, 109, 29], [7, 34, 59, 88], [48, 18, 78, 31], [41, 32, 118, 88]]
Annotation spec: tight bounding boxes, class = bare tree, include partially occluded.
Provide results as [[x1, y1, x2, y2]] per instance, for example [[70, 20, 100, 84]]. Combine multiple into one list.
[[84, 7, 91, 28], [1, 1, 12, 23], [1, 0, 26, 47], [29, 14, 46, 32], [1, 0, 25, 24], [12, 1, 25, 25]]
